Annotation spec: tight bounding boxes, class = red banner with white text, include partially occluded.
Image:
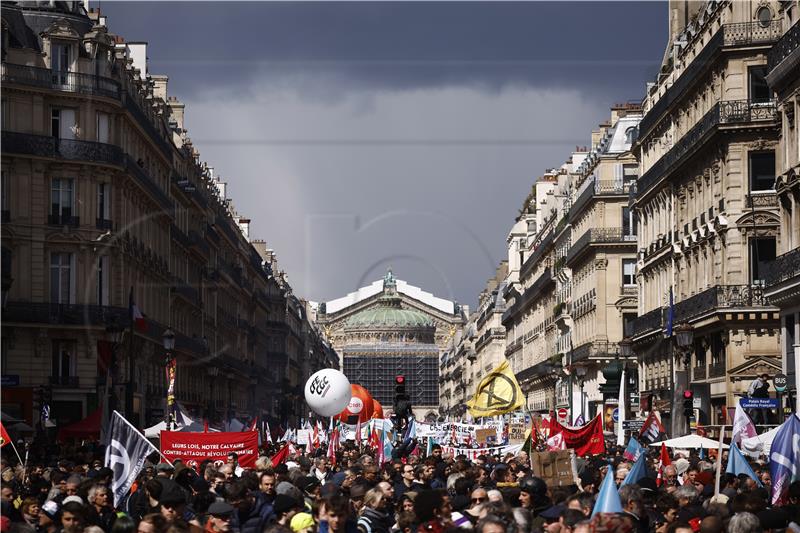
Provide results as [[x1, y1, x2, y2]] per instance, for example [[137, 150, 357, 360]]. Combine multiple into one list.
[[160, 431, 258, 469], [548, 415, 605, 456]]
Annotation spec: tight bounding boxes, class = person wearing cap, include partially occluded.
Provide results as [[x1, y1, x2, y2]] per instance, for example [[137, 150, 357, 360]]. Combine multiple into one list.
[[158, 479, 195, 527], [205, 501, 234, 533], [39, 501, 60, 533], [272, 494, 300, 529], [155, 464, 174, 479], [290, 512, 316, 533], [296, 476, 321, 512], [349, 484, 369, 516], [226, 480, 273, 533]]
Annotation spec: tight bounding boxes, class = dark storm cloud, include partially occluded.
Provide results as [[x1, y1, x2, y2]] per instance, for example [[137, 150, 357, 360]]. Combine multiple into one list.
[[101, 2, 665, 99], [97, 2, 667, 305]]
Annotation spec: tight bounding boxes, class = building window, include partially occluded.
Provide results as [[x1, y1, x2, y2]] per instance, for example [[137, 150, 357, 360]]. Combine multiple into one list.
[[623, 207, 637, 238], [622, 164, 638, 181], [756, 6, 772, 27], [97, 182, 111, 228], [750, 237, 777, 285], [623, 312, 637, 337], [624, 127, 637, 144], [50, 252, 74, 304], [711, 333, 725, 367], [749, 152, 776, 191], [622, 259, 636, 286], [51, 42, 70, 83], [51, 340, 76, 378], [51, 178, 74, 222], [97, 255, 109, 306], [96, 112, 109, 143], [749, 66, 771, 104], [51, 109, 76, 139]]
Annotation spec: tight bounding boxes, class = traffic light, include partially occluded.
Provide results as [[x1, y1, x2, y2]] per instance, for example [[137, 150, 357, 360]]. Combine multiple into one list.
[[393, 375, 412, 434], [683, 390, 694, 419]]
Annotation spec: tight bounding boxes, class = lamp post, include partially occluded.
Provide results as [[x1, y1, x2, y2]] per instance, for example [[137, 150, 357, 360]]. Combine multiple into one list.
[[163, 328, 176, 430], [673, 323, 694, 437]]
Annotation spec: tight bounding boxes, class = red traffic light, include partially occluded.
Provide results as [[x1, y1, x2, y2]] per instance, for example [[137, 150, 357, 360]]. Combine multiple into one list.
[[683, 390, 693, 399], [395, 375, 405, 384]]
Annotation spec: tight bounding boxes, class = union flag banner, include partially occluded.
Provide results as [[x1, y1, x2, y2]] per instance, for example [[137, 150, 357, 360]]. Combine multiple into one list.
[[161, 431, 258, 469], [548, 415, 605, 456]]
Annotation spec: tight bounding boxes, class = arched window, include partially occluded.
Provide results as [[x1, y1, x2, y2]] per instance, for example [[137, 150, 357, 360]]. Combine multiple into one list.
[[757, 6, 772, 27], [625, 127, 637, 144]]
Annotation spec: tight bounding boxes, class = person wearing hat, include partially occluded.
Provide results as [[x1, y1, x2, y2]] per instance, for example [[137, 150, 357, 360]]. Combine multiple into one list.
[[348, 484, 368, 516], [158, 480, 188, 525], [297, 476, 321, 511], [205, 501, 234, 533], [517, 476, 550, 532], [38, 501, 60, 533], [290, 512, 316, 533], [272, 494, 301, 529], [155, 463, 175, 479]]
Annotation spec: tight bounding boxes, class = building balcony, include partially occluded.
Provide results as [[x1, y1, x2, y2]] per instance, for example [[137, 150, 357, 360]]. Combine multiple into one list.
[[631, 307, 666, 338], [95, 218, 114, 231], [171, 224, 192, 249], [47, 214, 80, 227], [570, 179, 632, 221], [709, 362, 726, 378], [571, 341, 620, 363], [566, 228, 636, 265], [768, 19, 800, 73], [215, 215, 241, 244], [171, 278, 200, 306], [2, 302, 131, 328], [693, 365, 707, 380], [675, 284, 775, 322], [765, 247, 800, 289], [637, 99, 779, 200], [1, 63, 120, 99], [187, 230, 211, 257], [50, 376, 80, 387], [2, 131, 124, 166], [639, 20, 782, 141], [121, 91, 174, 161], [124, 155, 173, 212]]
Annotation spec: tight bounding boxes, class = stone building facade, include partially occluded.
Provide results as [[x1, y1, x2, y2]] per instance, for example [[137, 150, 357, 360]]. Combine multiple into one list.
[[0, 2, 337, 431], [631, 0, 784, 434], [317, 270, 466, 421]]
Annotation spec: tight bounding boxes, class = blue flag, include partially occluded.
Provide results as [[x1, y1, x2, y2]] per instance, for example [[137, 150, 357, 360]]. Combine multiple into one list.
[[770, 414, 800, 505], [726, 443, 762, 487], [621, 452, 647, 487], [665, 286, 674, 337], [623, 437, 645, 461], [403, 418, 417, 440], [592, 465, 623, 516], [699, 444, 706, 461]]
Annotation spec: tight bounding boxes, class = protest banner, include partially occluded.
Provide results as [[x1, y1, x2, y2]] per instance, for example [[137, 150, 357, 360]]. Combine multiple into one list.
[[531, 450, 576, 487], [476, 428, 496, 445], [161, 431, 258, 469], [416, 421, 501, 441], [440, 443, 522, 461], [509, 423, 527, 443]]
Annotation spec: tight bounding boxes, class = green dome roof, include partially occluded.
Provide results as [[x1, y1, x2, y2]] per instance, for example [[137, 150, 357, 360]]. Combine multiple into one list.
[[346, 270, 434, 329], [346, 305, 434, 329]]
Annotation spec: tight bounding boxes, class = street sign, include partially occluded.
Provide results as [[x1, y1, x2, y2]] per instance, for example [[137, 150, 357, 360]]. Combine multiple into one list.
[[622, 419, 645, 431], [612, 408, 619, 422], [740, 397, 779, 409], [775, 373, 788, 393], [557, 408, 568, 421], [693, 397, 701, 409]]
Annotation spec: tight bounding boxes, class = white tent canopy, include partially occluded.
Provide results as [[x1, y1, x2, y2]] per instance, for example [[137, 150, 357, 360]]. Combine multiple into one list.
[[144, 404, 218, 438], [741, 425, 781, 457], [649, 434, 729, 449]]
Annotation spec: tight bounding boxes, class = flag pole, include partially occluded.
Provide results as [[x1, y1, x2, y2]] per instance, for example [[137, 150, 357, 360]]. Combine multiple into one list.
[[714, 424, 725, 495], [7, 437, 24, 466], [111, 410, 174, 466]]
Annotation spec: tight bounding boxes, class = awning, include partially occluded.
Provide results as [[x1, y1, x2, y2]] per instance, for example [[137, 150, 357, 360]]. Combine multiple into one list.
[[57, 407, 103, 441]]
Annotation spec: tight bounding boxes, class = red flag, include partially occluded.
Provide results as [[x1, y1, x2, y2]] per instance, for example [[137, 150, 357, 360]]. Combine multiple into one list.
[[355, 420, 362, 445], [639, 411, 666, 444], [656, 442, 671, 486], [271, 445, 290, 467], [548, 415, 605, 456], [247, 417, 258, 432], [204, 420, 209, 433], [0, 422, 10, 448], [327, 427, 338, 467]]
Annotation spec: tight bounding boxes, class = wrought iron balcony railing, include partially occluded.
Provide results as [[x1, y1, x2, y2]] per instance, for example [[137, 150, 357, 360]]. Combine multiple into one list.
[[567, 227, 636, 264], [768, 20, 800, 72], [637, 99, 778, 199], [709, 363, 726, 378], [2, 131, 125, 166], [50, 376, 80, 387], [124, 155, 173, 212], [171, 278, 200, 305], [95, 218, 113, 231], [121, 91, 174, 161], [675, 284, 774, 322], [3, 301, 130, 326], [570, 179, 632, 220], [639, 20, 781, 141], [763, 247, 800, 288], [693, 365, 707, 380], [187, 230, 211, 257], [1, 63, 120, 99], [170, 224, 192, 249], [214, 215, 242, 244], [48, 214, 80, 227]]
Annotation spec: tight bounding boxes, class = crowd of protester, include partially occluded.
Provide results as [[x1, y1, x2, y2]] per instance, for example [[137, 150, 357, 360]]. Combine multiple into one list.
[[1, 439, 799, 533]]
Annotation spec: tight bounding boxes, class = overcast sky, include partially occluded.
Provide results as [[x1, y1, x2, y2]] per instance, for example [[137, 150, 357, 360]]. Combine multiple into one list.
[[100, 1, 667, 309]]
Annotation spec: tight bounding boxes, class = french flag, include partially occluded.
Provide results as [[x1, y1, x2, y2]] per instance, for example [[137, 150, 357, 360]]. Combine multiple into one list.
[[129, 286, 148, 332]]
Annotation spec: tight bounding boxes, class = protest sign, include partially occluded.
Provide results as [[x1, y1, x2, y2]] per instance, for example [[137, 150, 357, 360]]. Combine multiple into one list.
[[531, 450, 576, 487], [161, 431, 258, 469], [509, 423, 527, 443], [476, 428, 496, 445], [440, 443, 522, 461]]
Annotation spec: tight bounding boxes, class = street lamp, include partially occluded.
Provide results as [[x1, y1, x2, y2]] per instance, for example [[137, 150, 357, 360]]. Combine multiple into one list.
[[163, 328, 176, 430], [674, 323, 694, 367]]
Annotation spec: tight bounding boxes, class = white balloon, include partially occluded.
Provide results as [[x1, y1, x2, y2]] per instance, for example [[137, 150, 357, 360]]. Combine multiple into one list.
[[304, 369, 351, 417]]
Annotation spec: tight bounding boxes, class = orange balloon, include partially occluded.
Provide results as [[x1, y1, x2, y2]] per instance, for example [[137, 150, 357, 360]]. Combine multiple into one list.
[[371, 399, 384, 419], [337, 384, 374, 423]]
